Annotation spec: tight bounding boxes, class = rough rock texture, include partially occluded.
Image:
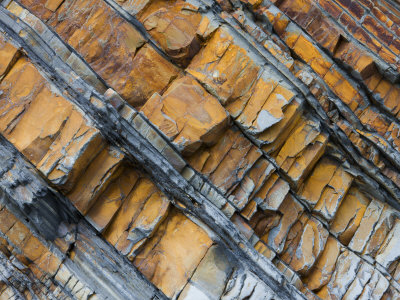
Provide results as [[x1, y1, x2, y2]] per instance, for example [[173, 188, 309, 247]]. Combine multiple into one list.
[[1, 0, 400, 299]]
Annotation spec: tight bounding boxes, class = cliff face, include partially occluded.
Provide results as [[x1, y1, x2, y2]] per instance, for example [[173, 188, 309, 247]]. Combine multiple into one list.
[[0, 0, 400, 299]]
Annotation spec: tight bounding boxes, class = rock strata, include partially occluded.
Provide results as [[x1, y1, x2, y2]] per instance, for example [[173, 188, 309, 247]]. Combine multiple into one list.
[[1, 0, 400, 299]]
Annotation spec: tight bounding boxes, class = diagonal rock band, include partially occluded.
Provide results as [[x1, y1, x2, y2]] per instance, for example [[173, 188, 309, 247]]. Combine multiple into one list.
[[0, 0, 400, 299]]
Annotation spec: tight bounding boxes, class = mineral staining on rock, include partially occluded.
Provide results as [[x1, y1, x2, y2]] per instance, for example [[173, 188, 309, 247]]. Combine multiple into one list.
[[1, 0, 400, 299]]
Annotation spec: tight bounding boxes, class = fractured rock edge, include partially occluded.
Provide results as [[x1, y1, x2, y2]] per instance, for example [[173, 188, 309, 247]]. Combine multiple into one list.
[[0, 134, 168, 300], [0, 6, 305, 300]]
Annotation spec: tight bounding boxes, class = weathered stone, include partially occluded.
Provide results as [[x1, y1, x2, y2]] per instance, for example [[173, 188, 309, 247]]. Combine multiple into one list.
[[0, 57, 105, 192], [304, 236, 341, 291], [134, 209, 212, 299], [86, 168, 140, 232], [317, 250, 361, 300], [48, 0, 178, 107], [342, 262, 374, 300], [259, 176, 290, 211], [349, 199, 384, 253], [187, 27, 260, 106], [313, 165, 353, 222], [376, 219, 400, 269], [264, 193, 304, 253], [67, 146, 124, 214], [206, 130, 262, 194], [141, 77, 229, 155], [235, 68, 295, 134], [221, 269, 277, 300], [178, 245, 234, 300], [362, 205, 396, 258], [299, 156, 338, 209], [358, 269, 389, 300], [0, 34, 19, 80], [259, 97, 303, 153], [104, 177, 158, 246], [330, 187, 370, 245], [274, 117, 328, 185], [232, 158, 275, 210], [281, 215, 329, 275], [123, 190, 170, 257], [139, 0, 202, 66], [19, 0, 64, 21]]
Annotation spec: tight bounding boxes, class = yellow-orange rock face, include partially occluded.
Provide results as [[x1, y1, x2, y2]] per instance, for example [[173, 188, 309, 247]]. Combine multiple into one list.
[[330, 187, 370, 245], [281, 215, 329, 275], [48, 0, 179, 107], [0, 35, 19, 80], [139, 0, 202, 66], [141, 76, 229, 155], [187, 27, 260, 106], [0, 57, 105, 192], [134, 209, 212, 298]]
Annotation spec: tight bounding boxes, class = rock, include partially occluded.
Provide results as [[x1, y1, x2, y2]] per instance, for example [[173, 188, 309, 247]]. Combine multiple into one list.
[[134, 208, 213, 299], [187, 27, 260, 106], [0, 34, 19, 80], [263, 193, 304, 253], [317, 250, 361, 299], [342, 262, 374, 300], [274, 117, 328, 186], [259, 97, 303, 153], [178, 245, 234, 300], [281, 215, 329, 275], [221, 269, 277, 300], [37, 107, 105, 193], [123, 190, 170, 258], [330, 187, 370, 245], [86, 167, 140, 232], [67, 146, 124, 214], [141, 76, 229, 155], [258, 176, 290, 211], [139, 0, 202, 66], [0, 57, 105, 192], [207, 130, 262, 194], [48, 0, 179, 107], [358, 269, 389, 300], [19, 0, 64, 20], [232, 158, 275, 210], [312, 165, 353, 221], [299, 156, 338, 209], [376, 219, 400, 269], [362, 205, 396, 258], [103, 178, 159, 246], [234, 67, 295, 134], [304, 236, 341, 291], [349, 199, 384, 253]]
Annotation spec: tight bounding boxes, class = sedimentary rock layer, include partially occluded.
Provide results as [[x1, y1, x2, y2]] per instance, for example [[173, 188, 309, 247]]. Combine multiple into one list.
[[0, 0, 400, 299]]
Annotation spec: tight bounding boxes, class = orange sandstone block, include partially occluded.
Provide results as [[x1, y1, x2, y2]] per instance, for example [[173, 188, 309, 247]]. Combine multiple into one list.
[[187, 27, 260, 106], [141, 76, 229, 155], [323, 66, 361, 111], [303, 236, 341, 291], [318, 0, 342, 19], [86, 168, 140, 232], [330, 187, 370, 245], [0, 35, 19, 80], [134, 209, 212, 298], [49, 0, 178, 107], [359, 107, 390, 136], [363, 16, 394, 48], [67, 146, 124, 215], [281, 214, 328, 275], [139, 0, 202, 66], [292, 34, 332, 77], [19, 0, 63, 21]]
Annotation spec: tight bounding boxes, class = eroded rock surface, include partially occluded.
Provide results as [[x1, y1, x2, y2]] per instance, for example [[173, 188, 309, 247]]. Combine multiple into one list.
[[1, 0, 400, 299]]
